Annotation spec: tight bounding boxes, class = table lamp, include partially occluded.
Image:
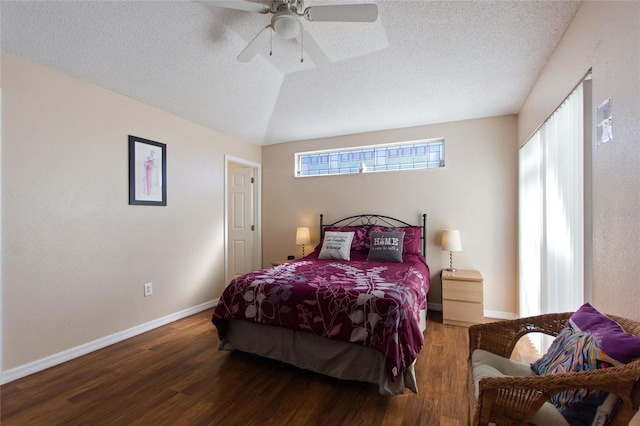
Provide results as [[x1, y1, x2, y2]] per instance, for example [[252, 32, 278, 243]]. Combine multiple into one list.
[[296, 226, 311, 258], [441, 229, 462, 272]]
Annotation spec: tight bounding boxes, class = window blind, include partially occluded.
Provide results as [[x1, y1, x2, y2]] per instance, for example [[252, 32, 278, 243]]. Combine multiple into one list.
[[518, 82, 585, 351]]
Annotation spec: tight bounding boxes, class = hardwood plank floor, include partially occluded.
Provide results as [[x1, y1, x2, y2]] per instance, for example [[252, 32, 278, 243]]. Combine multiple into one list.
[[1, 310, 529, 425]]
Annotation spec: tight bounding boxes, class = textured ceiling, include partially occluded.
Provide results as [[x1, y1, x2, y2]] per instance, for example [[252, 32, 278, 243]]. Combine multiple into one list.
[[1, 1, 581, 146]]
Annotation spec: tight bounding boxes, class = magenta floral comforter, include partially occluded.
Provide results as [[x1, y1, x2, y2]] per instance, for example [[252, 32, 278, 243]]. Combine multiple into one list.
[[212, 250, 430, 380]]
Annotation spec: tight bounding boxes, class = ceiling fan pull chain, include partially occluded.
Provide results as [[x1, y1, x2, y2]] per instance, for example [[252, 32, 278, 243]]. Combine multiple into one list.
[[269, 29, 273, 56], [300, 29, 304, 63]]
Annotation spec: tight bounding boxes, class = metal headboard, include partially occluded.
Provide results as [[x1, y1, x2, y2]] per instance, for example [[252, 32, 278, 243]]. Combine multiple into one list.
[[320, 213, 427, 257]]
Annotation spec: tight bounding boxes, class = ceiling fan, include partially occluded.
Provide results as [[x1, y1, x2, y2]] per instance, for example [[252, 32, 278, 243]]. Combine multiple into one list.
[[209, 0, 378, 66]]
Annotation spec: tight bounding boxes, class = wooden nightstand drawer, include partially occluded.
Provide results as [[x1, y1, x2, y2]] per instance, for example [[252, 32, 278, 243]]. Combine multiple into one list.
[[443, 300, 484, 327], [441, 269, 484, 327], [442, 279, 483, 303]]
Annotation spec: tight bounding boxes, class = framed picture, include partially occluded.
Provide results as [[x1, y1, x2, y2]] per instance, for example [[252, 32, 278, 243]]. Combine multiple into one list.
[[129, 135, 166, 206]]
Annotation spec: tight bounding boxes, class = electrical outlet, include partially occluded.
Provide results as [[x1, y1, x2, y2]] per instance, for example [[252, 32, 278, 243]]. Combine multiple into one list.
[[144, 283, 153, 297]]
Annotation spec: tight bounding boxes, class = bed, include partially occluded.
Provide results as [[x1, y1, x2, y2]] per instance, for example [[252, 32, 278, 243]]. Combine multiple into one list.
[[211, 214, 430, 395]]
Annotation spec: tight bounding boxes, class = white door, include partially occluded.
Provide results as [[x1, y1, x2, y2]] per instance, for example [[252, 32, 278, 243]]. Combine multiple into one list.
[[227, 164, 256, 283]]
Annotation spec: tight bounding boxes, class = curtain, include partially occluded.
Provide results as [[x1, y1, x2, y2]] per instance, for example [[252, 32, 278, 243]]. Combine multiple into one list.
[[519, 83, 584, 351]]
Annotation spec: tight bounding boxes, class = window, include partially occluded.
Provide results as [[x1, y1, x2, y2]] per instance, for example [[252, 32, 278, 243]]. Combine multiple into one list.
[[295, 139, 444, 177], [518, 76, 591, 351]]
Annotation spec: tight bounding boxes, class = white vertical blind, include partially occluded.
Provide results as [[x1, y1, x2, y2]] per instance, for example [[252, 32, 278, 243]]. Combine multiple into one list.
[[519, 83, 584, 345], [544, 83, 584, 313], [518, 132, 542, 319]]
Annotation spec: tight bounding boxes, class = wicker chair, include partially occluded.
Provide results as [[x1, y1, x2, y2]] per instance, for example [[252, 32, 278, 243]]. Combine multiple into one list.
[[467, 312, 640, 425]]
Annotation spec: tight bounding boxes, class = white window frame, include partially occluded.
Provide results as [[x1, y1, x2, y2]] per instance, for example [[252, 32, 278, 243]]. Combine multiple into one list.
[[295, 139, 444, 178]]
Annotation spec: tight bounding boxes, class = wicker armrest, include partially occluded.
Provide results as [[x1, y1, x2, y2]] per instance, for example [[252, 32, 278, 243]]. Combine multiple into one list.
[[468, 312, 572, 360], [469, 312, 640, 425], [479, 360, 640, 394], [474, 360, 640, 425]]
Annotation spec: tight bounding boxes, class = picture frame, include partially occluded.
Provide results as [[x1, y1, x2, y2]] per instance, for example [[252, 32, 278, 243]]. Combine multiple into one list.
[[129, 135, 167, 206]]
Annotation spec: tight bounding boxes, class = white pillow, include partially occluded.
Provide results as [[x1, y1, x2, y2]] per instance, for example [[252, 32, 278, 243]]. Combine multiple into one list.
[[591, 394, 619, 426], [318, 231, 355, 261]]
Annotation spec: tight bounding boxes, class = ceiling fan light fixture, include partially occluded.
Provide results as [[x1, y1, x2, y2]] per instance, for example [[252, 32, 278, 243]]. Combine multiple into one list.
[[272, 13, 301, 39], [212, 0, 378, 64]]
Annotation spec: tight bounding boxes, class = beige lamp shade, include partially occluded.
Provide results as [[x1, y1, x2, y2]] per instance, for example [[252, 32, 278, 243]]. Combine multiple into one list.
[[441, 229, 462, 252], [296, 227, 311, 245], [441, 229, 462, 271], [296, 226, 311, 258]]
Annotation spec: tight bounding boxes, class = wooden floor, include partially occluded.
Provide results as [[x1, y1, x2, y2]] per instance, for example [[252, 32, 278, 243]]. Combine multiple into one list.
[[1, 310, 531, 425]]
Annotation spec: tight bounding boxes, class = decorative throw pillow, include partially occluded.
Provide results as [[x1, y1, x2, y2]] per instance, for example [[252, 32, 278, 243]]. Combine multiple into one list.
[[324, 226, 368, 251], [367, 226, 421, 254], [400, 226, 422, 254], [367, 231, 405, 263], [318, 231, 355, 261], [531, 303, 640, 424]]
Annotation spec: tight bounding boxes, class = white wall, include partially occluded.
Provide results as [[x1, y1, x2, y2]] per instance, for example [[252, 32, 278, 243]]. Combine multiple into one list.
[[1, 51, 261, 377], [262, 115, 518, 317], [518, 1, 640, 321]]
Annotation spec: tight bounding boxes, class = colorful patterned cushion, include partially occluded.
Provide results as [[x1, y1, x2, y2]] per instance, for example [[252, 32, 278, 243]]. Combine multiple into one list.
[[367, 231, 405, 263], [531, 303, 640, 424]]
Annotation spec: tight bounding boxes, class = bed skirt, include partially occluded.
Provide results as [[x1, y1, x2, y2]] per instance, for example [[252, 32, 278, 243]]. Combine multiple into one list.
[[217, 309, 427, 396]]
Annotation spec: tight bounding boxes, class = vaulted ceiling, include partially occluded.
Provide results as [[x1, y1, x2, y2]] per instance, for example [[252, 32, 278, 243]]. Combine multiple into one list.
[[1, 1, 581, 145]]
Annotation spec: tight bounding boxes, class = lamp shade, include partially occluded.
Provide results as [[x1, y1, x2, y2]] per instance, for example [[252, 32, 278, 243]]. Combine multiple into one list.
[[296, 227, 311, 245], [441, 229, 462, 252]]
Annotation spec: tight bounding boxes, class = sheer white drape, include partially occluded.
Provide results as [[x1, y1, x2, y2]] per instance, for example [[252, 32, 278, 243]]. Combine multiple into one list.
[[519, 83, 584, 351]]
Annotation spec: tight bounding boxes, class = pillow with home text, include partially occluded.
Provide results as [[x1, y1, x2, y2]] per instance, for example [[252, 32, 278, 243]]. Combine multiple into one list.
[[367, 231, 405, 263]]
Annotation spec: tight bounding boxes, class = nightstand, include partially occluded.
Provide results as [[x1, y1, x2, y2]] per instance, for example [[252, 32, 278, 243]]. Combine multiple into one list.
[[441, 269, 484, 327]]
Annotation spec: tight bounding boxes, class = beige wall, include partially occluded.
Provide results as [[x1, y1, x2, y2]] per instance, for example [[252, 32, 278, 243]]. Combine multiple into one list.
[[262, 115, 518, 317], [518, 1, 640, 321], [1, 51, 261, 372], [5, 0, 634, 383]]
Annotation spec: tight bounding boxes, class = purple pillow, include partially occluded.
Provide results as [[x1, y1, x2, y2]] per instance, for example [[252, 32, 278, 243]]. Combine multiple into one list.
[[400, 226, 422, 254], [531, 303, 640, 422]]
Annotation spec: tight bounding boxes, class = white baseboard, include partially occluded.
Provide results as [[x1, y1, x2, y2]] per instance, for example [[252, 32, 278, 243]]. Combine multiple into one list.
[[1, 299, 218, 385], [484, 309, 517, 320]]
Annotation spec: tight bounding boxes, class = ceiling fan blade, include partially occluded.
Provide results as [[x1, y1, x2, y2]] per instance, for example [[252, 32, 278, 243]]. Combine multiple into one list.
[[237, 26, 272, 62], [305, 4, 378, 22], [206, 1, 269, 13], [297, 29, 329, 67]]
